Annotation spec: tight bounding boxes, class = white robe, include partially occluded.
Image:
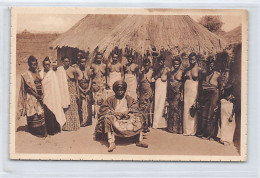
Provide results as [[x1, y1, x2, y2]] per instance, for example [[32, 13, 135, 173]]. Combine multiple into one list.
[[56, 66, 70, 108], [153, 78, 167, 129], [217, 99, 236, 143], [40, 70, 66, 127], [125, 73, 138, 100], [109, 71, 122, 88], [183, 80, 198, 135]]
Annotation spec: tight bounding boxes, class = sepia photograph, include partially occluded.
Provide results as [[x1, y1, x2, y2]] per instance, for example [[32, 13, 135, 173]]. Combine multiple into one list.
[[10, 7, 247, 161]]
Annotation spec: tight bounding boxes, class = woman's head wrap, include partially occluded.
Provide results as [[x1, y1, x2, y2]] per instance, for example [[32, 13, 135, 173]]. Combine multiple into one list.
[[113, 80, 127, 92]]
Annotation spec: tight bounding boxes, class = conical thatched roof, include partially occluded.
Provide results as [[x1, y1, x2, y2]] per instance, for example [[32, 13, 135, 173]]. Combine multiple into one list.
[[96, 15, 227, 57], [222, 25, 241, 44], [50, 14, 127, 51]]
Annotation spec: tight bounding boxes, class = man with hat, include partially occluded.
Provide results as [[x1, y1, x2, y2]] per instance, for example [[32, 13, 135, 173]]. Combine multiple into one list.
[[95, 80, 148, 152]]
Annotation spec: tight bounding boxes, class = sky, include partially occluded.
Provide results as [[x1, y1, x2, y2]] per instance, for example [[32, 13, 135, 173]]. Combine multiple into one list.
[[17, 14, 241, 33]]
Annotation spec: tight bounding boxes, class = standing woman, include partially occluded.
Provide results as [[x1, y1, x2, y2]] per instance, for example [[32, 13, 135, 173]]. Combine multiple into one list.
[[17, 56, 47, 137], [123, 54, 138, 100], [139, 57, 154, 132], [39, 57, 66, 135], [107, 54, 123, 90], [167, 56, 184, 134], [152, 55, 170, 129], [183, 52, 199, 136], [56, 56, 81, 131], [91, 53, 107, 119], [77, 57, 93, 127]]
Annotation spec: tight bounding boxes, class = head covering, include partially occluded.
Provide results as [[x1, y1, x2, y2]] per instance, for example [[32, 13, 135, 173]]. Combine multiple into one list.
[[113, 80, 127, 92]]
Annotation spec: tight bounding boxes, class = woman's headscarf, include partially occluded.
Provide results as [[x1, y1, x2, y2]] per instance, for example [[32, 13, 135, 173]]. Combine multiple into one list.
[[113, 80, 127, 92]]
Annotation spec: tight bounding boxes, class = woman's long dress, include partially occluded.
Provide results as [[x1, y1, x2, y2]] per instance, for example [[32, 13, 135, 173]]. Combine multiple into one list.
[[125, 73, 138, 100], [217, 99, 236, 143], [17, 70, 47, 137], [183, 79, 198, 135], [62, 75, 80, 131], [78, 70, 92, 127], [153, 78, 167, 129], [167, 74, 183, 134]]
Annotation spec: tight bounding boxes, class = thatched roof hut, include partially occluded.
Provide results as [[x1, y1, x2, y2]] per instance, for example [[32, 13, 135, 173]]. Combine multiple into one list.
[[96, 15, 227, 58], [50, 14, 127, 64], [222, 25, 242, 44], [50, 14, 226, 65]]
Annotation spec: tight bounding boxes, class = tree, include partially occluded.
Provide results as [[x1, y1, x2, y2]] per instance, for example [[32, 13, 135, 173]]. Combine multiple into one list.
[[199, 15, 223, 32]]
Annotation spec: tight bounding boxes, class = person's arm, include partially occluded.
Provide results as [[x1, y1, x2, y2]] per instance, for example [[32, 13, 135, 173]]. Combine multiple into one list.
[[122, 64, 126, 80], [87, 70, 93, 95], [25, 82, 41, 99], [228, 96, 236, 122], [120, 64, 124, 79], [73, 68, 80, 100], [229, 104, 235, 122], [17, 76, 26, 119], [105, 63, 110, 89]]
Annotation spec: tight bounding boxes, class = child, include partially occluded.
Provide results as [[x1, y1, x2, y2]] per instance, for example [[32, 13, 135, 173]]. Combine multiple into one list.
[[218, 84, 236, 146]]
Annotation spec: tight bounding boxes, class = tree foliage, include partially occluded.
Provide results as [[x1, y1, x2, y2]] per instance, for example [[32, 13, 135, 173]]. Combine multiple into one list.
[[199, 15, 223, 32]]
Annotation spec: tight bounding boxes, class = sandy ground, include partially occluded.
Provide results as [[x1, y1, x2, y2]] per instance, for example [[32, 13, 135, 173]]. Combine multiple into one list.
[[15, 118, 239, 156]]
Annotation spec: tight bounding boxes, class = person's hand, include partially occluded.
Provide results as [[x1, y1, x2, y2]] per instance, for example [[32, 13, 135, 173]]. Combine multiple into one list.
[[165, 100, 169, 107], [214, 105, 219, 113], [228, 117, 233, 122]]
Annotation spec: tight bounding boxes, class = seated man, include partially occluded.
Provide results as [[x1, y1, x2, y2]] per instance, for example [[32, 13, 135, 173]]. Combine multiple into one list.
[[95, 80, 148, 152]]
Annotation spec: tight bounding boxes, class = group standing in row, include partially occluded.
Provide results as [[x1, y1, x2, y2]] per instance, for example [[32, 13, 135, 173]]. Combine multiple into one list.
[[17, 47, 237, 152]]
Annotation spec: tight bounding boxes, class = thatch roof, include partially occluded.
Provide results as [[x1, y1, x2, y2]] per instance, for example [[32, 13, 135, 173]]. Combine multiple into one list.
[[221, 25, 242, 44], [50, 14, 127, 51], [96, 15, 227, 57]]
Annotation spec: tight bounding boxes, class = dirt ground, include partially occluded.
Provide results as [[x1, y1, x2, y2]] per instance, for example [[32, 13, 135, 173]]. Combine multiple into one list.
[[15, 118, 239, 156]]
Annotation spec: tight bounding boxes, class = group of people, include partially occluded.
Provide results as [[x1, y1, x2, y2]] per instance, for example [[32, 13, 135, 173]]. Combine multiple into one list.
[[17, 46, 237, 152]]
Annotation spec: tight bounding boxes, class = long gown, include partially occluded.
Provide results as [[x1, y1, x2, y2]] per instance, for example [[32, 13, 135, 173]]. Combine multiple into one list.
[[62, 71, 80, 131], [217, 98, 236, 144], [183, 79, 198, 135], [124, 63, 138, 100], [78, 69, 92, 127], [125, 73, 138, 100], [139, 69, 154, 129], [40, 70, 65, 135], [153, 78, 168, 129], [167, 71, 183, 134], [17, 70, 47, 137]]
